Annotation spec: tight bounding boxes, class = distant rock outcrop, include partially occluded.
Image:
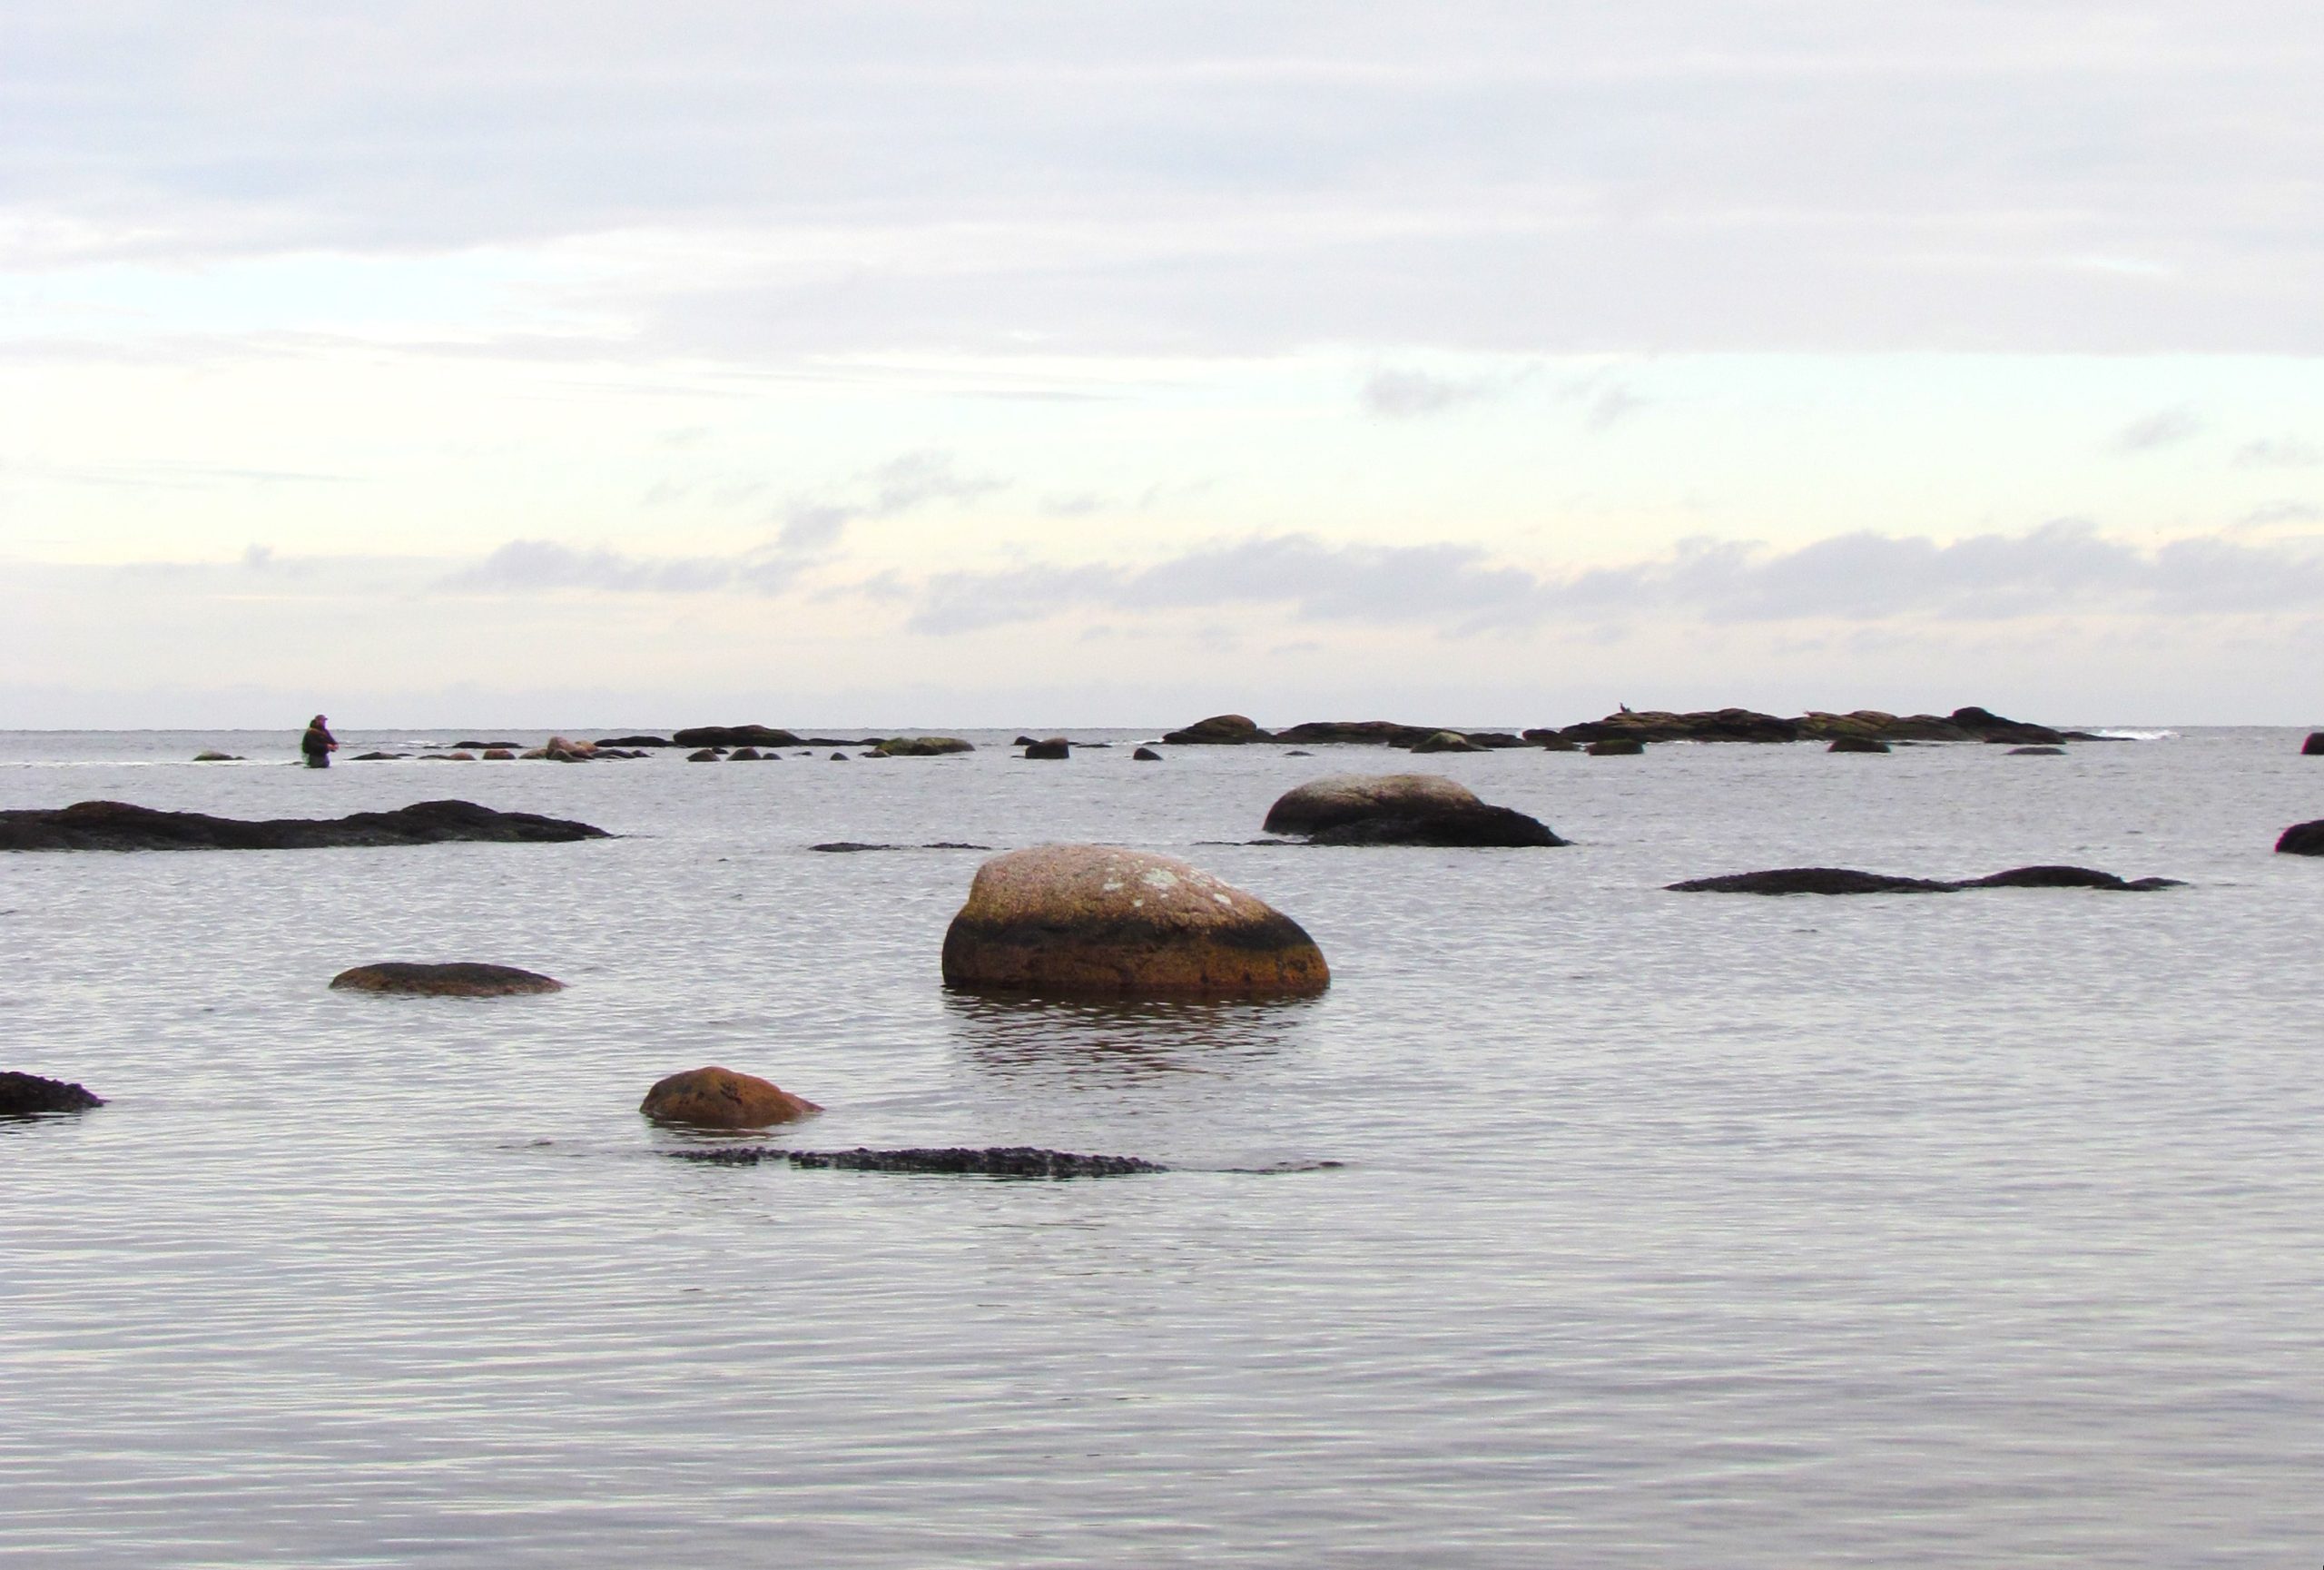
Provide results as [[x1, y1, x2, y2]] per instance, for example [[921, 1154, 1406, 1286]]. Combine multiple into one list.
[[1669, 864, 2182, 894], [0, 1071, 104, 1116], [941, 845, 1328, 998], [876, 736, 975, 756], [0, 799, 609, 853], [330, 962, 565, 995], [1263, 774, 1564, 847], [1162, 714, 1272, 745], [673, 725, 803, 748], [640, 1066, 821, 1130], [2277, 821, 2324, 856]]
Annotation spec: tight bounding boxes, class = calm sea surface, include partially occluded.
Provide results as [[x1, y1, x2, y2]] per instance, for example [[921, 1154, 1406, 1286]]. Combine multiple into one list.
[[3, 726, 2320, 1567]]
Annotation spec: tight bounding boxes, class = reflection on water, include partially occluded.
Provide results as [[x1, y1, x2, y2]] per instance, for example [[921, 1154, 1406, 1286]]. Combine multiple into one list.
[[942, 989, 1319, 1081]]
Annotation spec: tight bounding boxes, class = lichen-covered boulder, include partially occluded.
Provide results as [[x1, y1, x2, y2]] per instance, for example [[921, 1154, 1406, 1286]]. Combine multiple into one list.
[[0, 1071, 104, 1116], [1262, 774, 1563, 847], [330, 962, 565, 996], [941, 845, 1328, 998], [641, 1066, 821, 1130]]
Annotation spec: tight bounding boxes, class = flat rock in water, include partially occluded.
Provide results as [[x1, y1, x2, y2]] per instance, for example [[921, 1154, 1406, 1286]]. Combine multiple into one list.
[[1827, 736, 1891, 754], [672, 725, 803, 748], [330, 962, 566, 995], [810, 841, 991, 853], [1670, 864, 2182, 894], [942, 845, 1328, 999], [1264, 774, 1564, 847], [671, 1145, 1166, 1178], [2277, 820, 2324, 856], [876, 736, 975, 756], [192, 751, 241, 762], [0, 799, 609, 853], [2009, 746, 2066, 755], [0, 1071, 105, 1115]]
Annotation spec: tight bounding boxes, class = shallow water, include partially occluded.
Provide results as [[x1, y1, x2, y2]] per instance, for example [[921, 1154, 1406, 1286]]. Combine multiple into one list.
[[4, 726, 2320, 1566]]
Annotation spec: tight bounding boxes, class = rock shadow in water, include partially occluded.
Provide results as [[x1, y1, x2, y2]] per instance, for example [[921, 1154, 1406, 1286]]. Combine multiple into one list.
[[943, 991, 1318, 1082]]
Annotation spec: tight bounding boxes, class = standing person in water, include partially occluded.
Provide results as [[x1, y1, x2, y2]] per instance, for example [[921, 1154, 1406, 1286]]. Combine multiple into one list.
[[300, 714, 339, 768]]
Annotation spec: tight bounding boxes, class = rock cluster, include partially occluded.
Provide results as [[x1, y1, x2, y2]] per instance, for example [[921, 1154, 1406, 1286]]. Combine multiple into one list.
[[0, 1071, 104, 1116], [1159, 704, 2073, 751], [1263, 774, 1564, 846], [330, 962, 566, 995], [941, 845, 1328, 998], [0, 799, 609, 853], [1670, 865, 2183, 894], [640, 1066, 821, 1129]]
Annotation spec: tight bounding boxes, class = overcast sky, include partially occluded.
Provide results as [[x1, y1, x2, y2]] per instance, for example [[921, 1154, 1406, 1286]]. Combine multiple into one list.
[[4, 1, 2320, 726]]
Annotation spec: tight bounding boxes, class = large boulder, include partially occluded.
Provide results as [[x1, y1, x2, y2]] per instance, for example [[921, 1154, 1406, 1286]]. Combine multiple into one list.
[[1161, 714, 1273, 745], [1262, 774, 1564, 847], [1410, 730, 1483, 754], [876, 736, 975, 756], [0, 799, 608, 853], [2277, 820, 2324, 856], [330, 962, 565, 995], [941, 845, 1328, 998], [0, 1071, 104, 1115], [641, 1066, 821, 1130]]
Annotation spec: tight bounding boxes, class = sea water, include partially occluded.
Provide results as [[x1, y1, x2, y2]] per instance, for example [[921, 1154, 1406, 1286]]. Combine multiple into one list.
[[3, 727, 2320, 1566]]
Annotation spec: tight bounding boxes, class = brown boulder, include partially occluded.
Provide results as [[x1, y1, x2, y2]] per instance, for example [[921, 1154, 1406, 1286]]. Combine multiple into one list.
[[1161, 714, 1272, 745], [330, 962, 565, 996], [482, 748, 515, 760], [941, 845, 1328, 998], [641, 1066, 822, 1129], [1024, 737, 1070, 759]]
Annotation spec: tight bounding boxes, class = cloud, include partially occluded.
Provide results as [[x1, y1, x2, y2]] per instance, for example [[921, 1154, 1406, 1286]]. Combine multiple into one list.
[[1358, 368, 1497, 419], [777, 449, 1006, 548], [2235, 437, 2324, 469], [2111, 408, 2204, 453], [901, 520, 2324, 635], [444, 539, 738, 594]]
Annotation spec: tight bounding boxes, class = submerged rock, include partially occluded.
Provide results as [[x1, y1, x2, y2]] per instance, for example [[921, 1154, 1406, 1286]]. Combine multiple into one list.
[[1162, 714, 1273, 745], [810, 841, 991, 853], [941, 845, 1329, 999], [2277, 820, 2324, 856], [192, 750, 241, 762], [1670, 864, 2183, 894], [2008, 746, 2066, 756], [330, 962, 565, 995], [351, 751, 407, 761], [641, 1066, 821, 1130], [671, 1145, 1163, 1178], [1024, 737, 1070, 759], [423, 752, 478, 762], [1263, 773, 1564, 847], [0, 798, 609, 853], [0, 1071, 104, 1116], [1827, 736, 1891, 754], [596, 735, 676, 748]]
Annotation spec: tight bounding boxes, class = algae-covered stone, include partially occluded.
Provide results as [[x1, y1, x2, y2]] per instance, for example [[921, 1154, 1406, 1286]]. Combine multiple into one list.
[[641, 1066, 821, 1130], [941, 845, 1327, 998]]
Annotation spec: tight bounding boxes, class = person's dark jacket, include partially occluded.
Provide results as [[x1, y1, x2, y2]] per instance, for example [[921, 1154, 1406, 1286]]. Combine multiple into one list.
[[301, 723, 336, 758]]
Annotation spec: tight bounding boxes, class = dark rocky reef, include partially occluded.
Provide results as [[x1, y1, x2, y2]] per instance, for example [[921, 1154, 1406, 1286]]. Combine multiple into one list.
[[1, 1071, 104, 1116], [1670, 864, 2183, 894], [2277, 820, 2324, 856], [596, 735, 677, 747], [0, 798, 609, 853], [1543, 704, 2068, 748], [1264, 774, 1564, 847], [671, 1145, 1167, 1178], [673, 725, 803, 748], [330, 962, 565, 995]]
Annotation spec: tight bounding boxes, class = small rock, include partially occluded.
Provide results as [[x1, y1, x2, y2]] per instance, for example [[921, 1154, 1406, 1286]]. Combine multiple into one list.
[[2277, 820, 2324, 856], [1586, 738, 1645, 755], [641, 1066, 821, 1130], [671, 1145, 1162, 1178], [192, 751, 241, 762], [0, 1071, 104, 1116], [830, 752, 850, 761], [1024, 737, 1070, 759], [1133, 746, 1163, 761], [1410, 730, 1484, 754], [2302, 732, 2324, 756], [481, 749, 515, 760], [1669, 865, 2181, 894], [687, 748, 721, 762], [350, 752, 406, 761], [1827, 736, 1891, 754], [729, 746, 762, 760], [330, 962, 566, 995], [422, 752, 478, 762], [2008, 746, 2066, 755]]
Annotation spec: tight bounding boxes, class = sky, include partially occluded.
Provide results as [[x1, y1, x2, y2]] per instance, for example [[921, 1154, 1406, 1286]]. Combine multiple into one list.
[[3, 1, 2321, 727]]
